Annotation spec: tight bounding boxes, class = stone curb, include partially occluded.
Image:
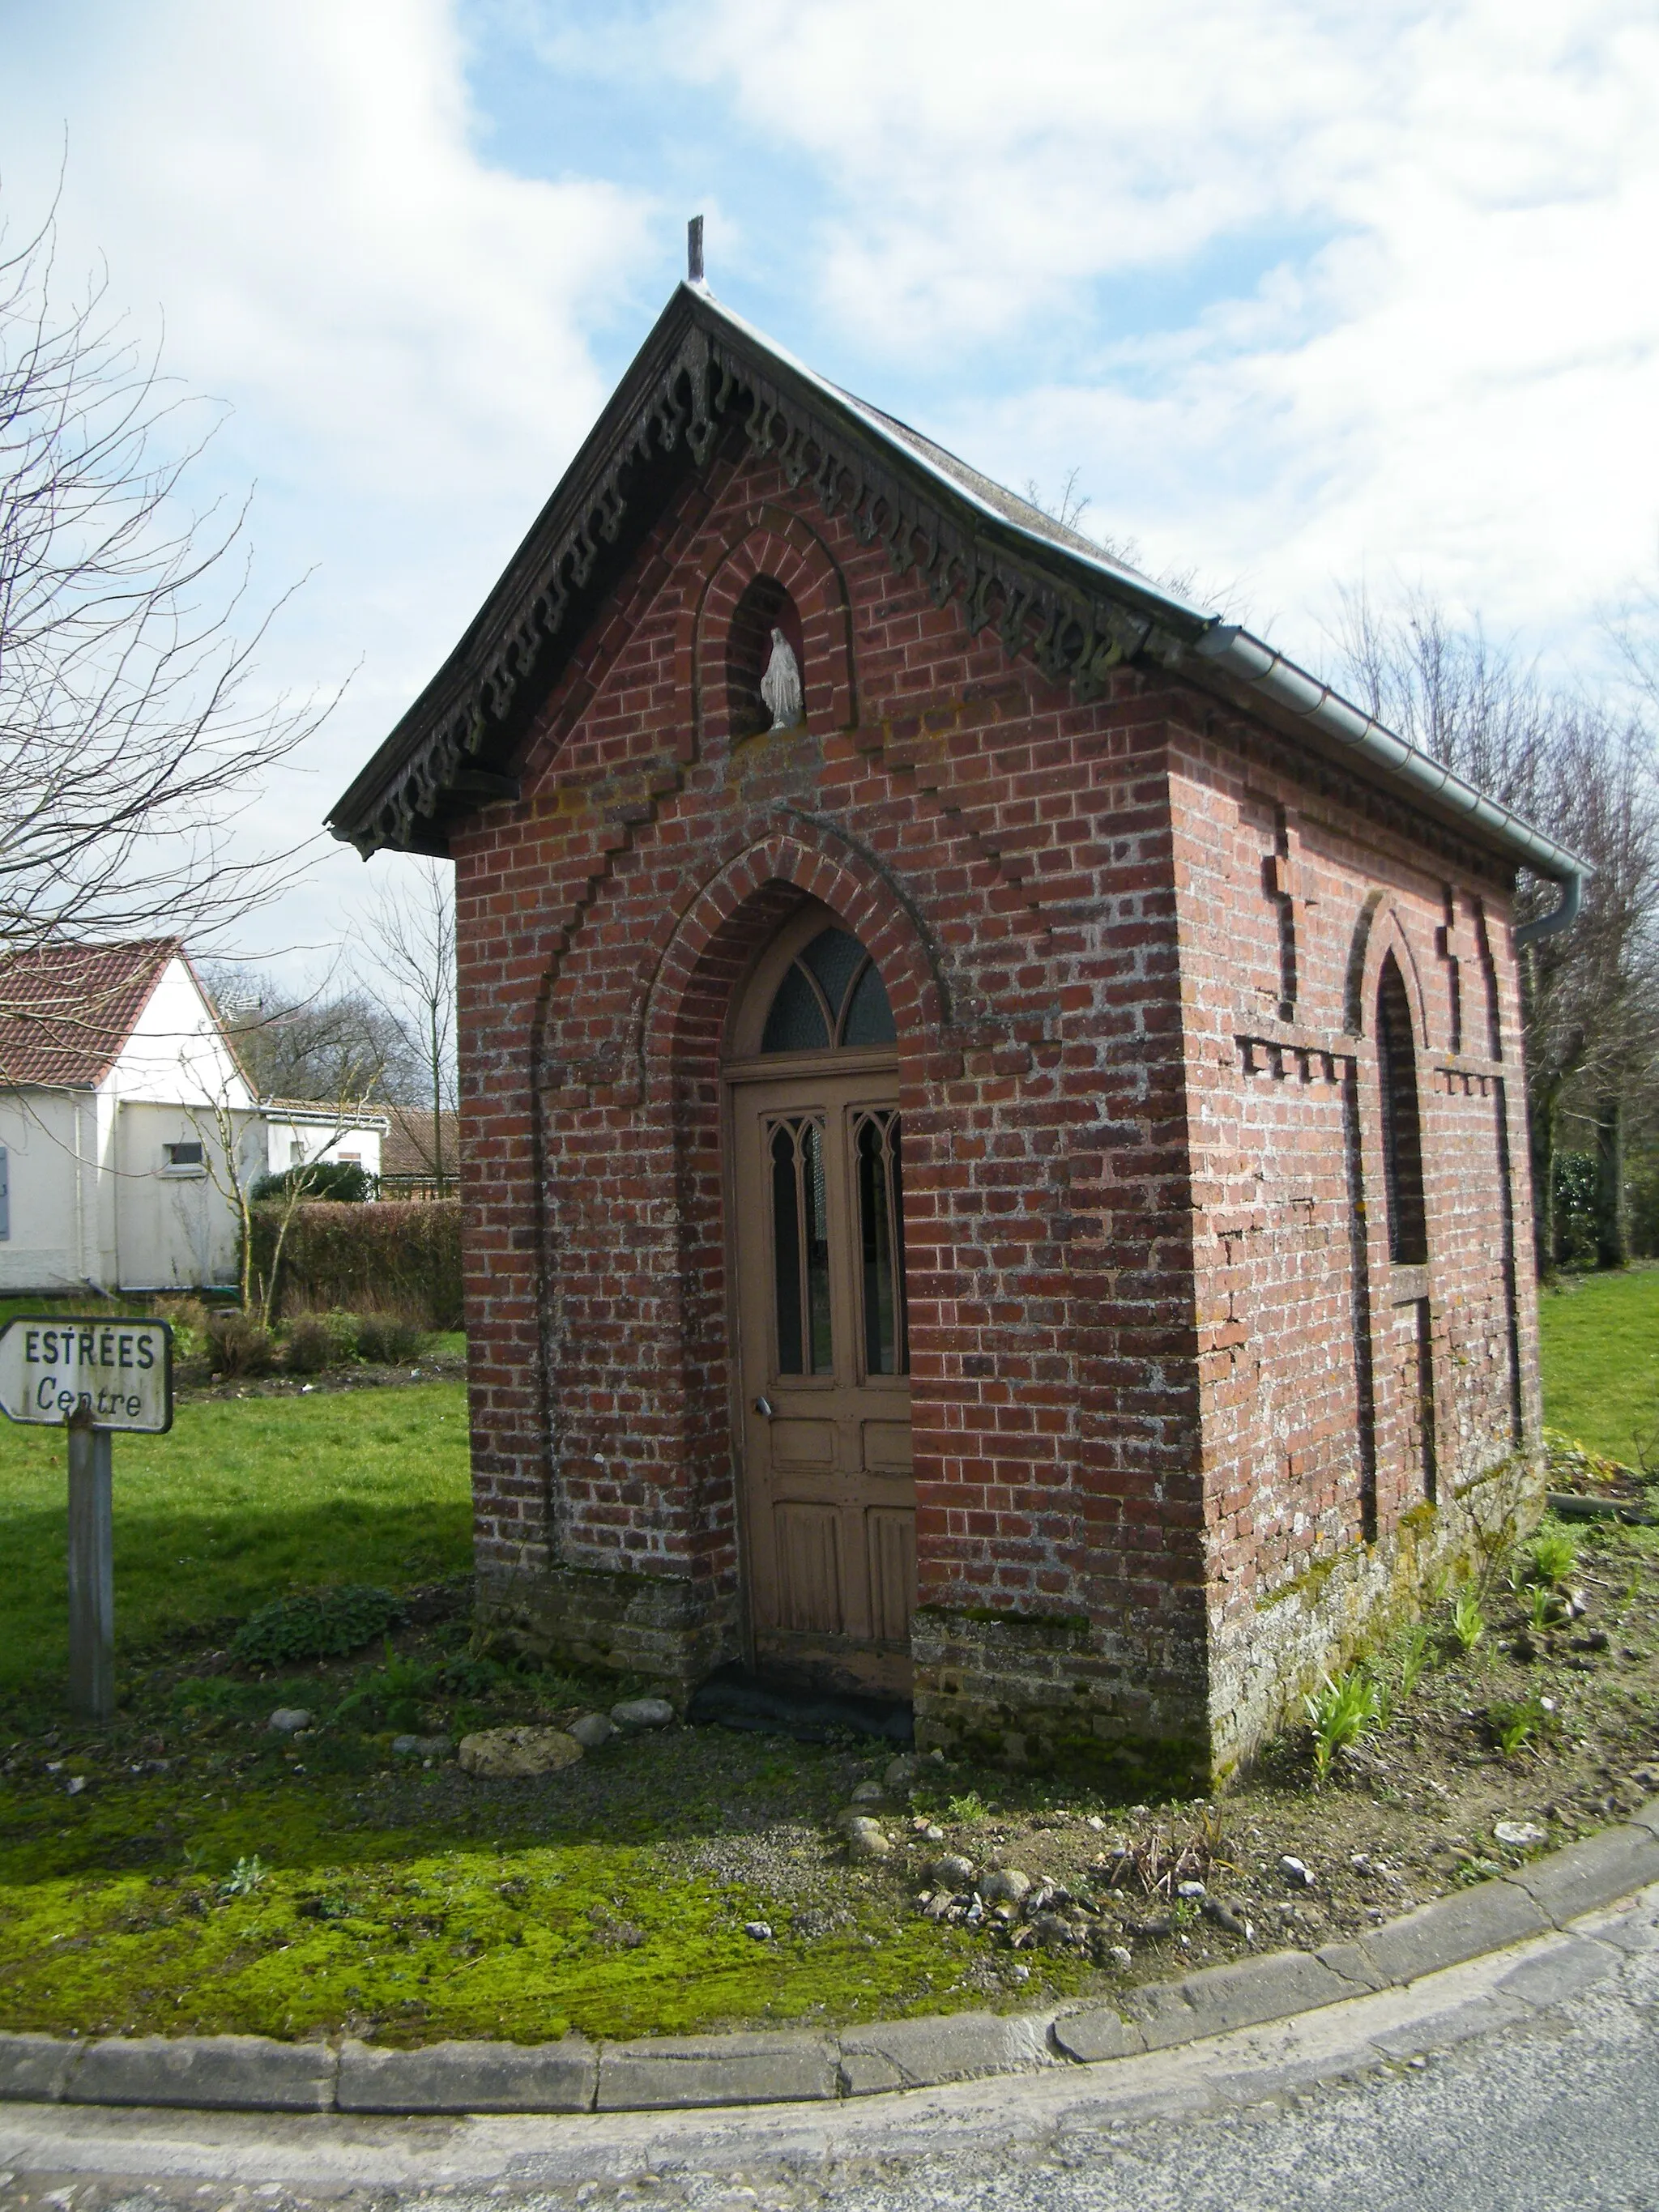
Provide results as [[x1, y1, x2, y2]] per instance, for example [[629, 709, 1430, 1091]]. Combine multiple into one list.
[[4, 1803, 1657, 2117]]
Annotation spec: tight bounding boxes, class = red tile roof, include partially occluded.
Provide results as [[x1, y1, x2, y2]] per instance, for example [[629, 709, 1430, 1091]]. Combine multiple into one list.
[[0, 940, 181, 1088], [382, 1105, 459, 1181]]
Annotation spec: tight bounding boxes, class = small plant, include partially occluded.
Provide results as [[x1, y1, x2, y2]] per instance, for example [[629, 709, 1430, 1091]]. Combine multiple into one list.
[[281, 1315, 337, 1375], [1304, 1667, 1383, 1782], [1524, 1521, 1580, 1590], [356, 1311, 428, 1365], [230, 1585, 406, 1669], [1526, 1580, 1561, 1633], [1489, 1690, 1556, 1758], [1397, 1622, 1432, 1698], [222, 1854, 268, 1896], [945, 1791, 987, 1823], [1449, 1588, 1486, 1652], [205, 1310, 277, 1377]]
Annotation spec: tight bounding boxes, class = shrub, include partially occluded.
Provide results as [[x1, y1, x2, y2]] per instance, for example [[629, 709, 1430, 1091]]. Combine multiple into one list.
[[356, 1311, 429, 1365], [251, 1161, 375, 1204], [281, 1315, 338, 1374], [250, 1199, 462, 1328], [205, 1310, 277, 1377], [230, 1585, 407, 1668]]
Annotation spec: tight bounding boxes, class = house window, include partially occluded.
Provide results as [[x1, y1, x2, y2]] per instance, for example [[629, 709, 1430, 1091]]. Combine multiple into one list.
[[162, 1140, 206, 1176], [290, 1140, 306, 1166], [0, 1146, 9, 1240]]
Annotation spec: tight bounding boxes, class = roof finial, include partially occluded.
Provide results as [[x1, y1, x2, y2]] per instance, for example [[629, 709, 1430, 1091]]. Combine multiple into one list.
[[687, 214, 705, 285]]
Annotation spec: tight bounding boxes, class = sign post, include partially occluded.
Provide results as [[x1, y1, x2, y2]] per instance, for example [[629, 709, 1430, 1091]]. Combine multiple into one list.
[[0, 1316, 173, 1724]]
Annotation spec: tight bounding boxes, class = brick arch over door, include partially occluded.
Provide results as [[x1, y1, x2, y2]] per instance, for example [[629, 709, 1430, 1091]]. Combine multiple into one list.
[[638, 828, 945, 1613], [684, 505, 857, 752]]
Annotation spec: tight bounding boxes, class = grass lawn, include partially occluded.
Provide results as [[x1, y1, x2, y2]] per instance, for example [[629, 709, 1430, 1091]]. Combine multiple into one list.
[[0, 1382, 471, 1715], [1537, 1264, 1659, 1466], [1, 1278, 1656, 2048]]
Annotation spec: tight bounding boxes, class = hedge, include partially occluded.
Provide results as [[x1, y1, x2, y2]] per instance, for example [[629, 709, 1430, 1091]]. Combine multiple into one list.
[[251, 1199, 463, 1328]]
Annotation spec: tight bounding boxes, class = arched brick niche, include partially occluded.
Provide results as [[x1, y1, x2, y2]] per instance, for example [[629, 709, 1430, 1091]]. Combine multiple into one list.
[[725, 575, 805, 742], [687, 505, 856, 754]]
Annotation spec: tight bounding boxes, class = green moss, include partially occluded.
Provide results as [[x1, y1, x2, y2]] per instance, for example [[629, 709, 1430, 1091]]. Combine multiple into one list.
[[1255, 1548, 1348, 1613]]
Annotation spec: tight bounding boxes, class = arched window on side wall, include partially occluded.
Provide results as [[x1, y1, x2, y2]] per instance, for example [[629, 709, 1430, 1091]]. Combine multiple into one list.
[[1376, 953, 1427, 1266]]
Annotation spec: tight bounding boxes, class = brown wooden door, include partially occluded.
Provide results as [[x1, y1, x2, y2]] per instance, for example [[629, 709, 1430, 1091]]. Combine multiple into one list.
[[732, 1070, 914, 1697]]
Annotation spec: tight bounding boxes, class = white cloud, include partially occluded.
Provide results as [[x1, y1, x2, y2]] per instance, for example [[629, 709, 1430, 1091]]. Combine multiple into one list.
[[680, 0, 1659, 663], [1, 0, 656, 958]]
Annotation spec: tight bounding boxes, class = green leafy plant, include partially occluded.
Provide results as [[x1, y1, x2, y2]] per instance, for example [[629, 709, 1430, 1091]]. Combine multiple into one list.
[[230, 1586, 407, 1669], [1449, 1588, 1486, 1652], [945, 1792, 987, 1823], [1397, 1622, 1432, 1698], [1489, 1690, 1556, 1757], [281, 1315, 338, 1375], [1524, 1521, 1580, 1589], [252, 1161, 375, 1204], [222, 1854, 268, 1896], [1304, 1667, 1383, 1782], [1526, 1580, 1562, 1633]]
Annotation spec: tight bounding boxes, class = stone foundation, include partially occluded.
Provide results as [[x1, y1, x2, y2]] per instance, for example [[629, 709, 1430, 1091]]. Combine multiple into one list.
[[476, 1562, 740, 1698], [1209, 1445, 1547, 1780], [911, 1607, 1211, 1795]]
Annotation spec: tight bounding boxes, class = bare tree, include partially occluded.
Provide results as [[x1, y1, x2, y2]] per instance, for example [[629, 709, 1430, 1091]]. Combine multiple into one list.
[[198, 961, 419, 1105], [0, 198, 325, 1064], [360, 860, 457, 1191], [1326, 586, 1659, 1272]]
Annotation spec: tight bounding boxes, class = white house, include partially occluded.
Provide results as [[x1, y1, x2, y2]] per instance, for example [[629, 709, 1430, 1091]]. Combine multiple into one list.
[[0, 940, 386, 1295]]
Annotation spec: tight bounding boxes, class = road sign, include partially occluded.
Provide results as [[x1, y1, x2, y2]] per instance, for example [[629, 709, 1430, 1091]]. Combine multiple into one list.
[[0, 1315, 175, 1724], [0, 1315, 173, 1434]]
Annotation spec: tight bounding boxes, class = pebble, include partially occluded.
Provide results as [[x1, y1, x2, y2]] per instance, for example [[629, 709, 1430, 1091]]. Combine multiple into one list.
[[844, 1816, 892, 1861], [850, 1779, 886, 1804], [883, 1752, 919, 1788], [743, 1921, 773, 1941], [610, 1698, 676, 1729], [928, 1852, 976, 1890], [1176, 1879, 1206, 1899], [390, 1734, 453, 1759], [457, 1727, 584, 1778], [1494, 1818, 1548, 1849], [979, 1868, 1032, 1906], [1202, 1897, 1252, 1937], [569, 1713, 616, 1749], [65, 1775, 86, 1796], [1281, 1855, 1316, 1887], [268, 1708, 313, 1733], [1107, 1944, 1133, 1968]]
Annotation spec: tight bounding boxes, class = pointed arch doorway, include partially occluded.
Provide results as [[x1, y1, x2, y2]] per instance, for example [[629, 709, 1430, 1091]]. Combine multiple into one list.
[[726, 900, 915, 1698]]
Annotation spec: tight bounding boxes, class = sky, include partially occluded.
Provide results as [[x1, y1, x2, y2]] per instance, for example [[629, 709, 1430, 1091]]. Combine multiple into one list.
[[2, 0, 1657, 974]]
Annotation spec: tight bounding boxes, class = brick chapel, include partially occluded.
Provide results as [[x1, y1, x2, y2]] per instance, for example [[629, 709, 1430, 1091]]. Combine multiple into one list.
[[331, 275, 1585, 1787]]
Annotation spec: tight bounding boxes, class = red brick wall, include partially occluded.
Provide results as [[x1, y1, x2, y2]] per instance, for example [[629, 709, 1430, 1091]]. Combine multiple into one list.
[[446, 423, 1540, 1775]]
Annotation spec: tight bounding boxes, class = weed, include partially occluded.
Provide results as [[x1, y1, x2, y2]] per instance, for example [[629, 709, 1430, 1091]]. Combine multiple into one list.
[[1449, 1588, 1486, 1652], [1524, 1521, 1580, 1589], [1526, 1581, 1562, 1633], [231, 1587, 407, 1670], [945, 1792, 987, 1823], [1303, 1668, 1383, 1783], [1397, 1622, 1433, 1698], [1489, 1690, 1556, 1758], [222, 1855, 268, 1897]]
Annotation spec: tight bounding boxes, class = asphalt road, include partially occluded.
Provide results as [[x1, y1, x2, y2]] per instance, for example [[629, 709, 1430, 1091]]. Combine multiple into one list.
[[5, 1887, 1657, 2212]]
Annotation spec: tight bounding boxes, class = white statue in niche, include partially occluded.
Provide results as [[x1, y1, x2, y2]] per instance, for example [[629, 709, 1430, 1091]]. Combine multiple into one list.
[[760, 627, 804, 731]]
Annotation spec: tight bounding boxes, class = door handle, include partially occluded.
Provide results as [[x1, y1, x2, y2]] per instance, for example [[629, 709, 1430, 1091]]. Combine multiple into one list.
[[753, 1396, 774, 1419]]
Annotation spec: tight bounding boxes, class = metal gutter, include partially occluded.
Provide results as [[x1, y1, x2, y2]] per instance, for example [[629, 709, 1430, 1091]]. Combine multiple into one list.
[[1192, 626, 1591, 941]]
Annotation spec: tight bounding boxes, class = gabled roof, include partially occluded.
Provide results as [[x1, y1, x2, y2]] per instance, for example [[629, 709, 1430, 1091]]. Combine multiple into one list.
[[381, 1105, 459, 1180], [0, 939, 179, 1088], [326, 282, 1586, 918]]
